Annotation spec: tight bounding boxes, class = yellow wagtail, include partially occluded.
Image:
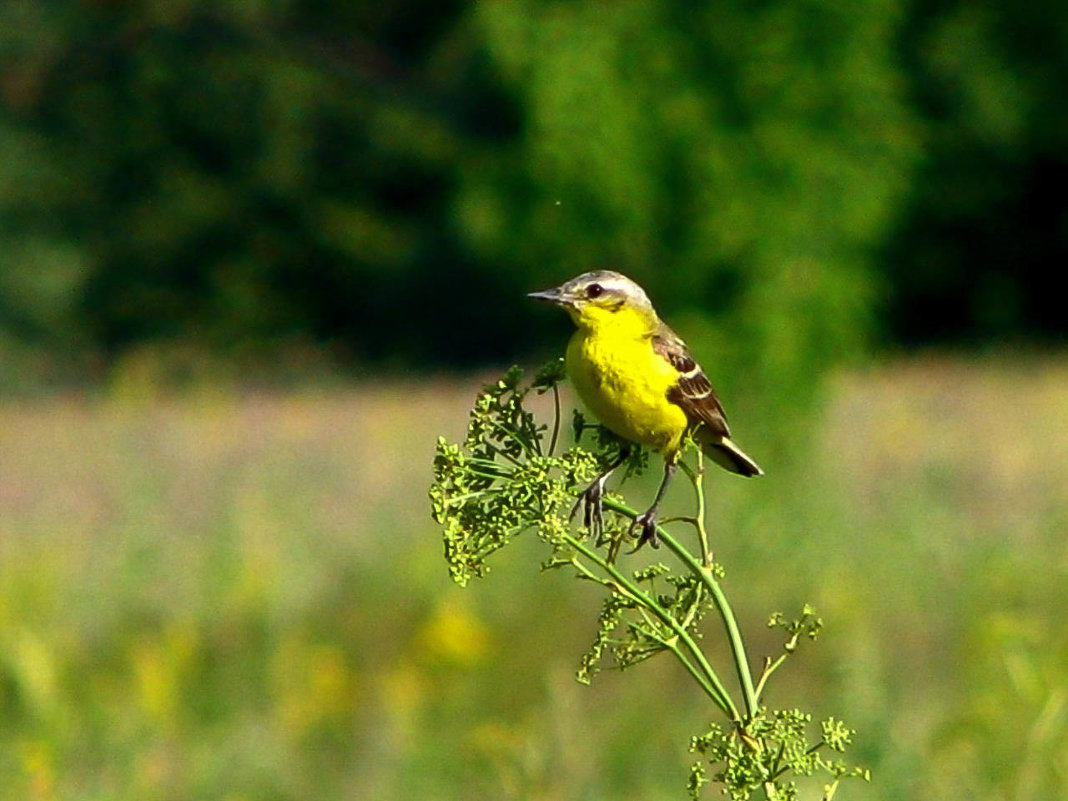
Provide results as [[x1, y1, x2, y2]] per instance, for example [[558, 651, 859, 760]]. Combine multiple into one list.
[[529, 270, 762, 546]]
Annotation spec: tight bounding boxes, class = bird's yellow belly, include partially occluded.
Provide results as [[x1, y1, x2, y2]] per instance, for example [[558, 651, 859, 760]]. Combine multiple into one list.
[[566, 330, 688, 455]]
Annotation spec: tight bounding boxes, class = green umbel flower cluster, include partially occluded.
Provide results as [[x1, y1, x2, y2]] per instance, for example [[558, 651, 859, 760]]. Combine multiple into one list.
[[430, 365, 868, 800], [431, 362, 602, 586]]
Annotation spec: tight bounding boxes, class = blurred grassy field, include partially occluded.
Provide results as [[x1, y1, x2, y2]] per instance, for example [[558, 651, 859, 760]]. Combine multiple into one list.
[[1, 353, 1066, 801]]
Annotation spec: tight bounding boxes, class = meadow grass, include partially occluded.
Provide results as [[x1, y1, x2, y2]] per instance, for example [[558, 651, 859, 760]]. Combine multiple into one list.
[[0, 353, 1065, 800]]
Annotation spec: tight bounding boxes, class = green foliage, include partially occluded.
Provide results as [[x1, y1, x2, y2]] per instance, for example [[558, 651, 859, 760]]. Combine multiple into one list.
[[690, 712, 868, 801], [430, 365, 868, 799], [0, 1, 520, 367], [3, 0, 913, 383], [431, 364, 601, 586]]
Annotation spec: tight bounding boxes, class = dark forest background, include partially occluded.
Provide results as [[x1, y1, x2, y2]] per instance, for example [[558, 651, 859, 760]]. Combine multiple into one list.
[[1, 0, 1065, 390]]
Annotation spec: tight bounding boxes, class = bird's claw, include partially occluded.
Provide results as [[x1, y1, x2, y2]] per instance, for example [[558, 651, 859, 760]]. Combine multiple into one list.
[[571, 475, 608, 537], [630, 508, 661, 550]]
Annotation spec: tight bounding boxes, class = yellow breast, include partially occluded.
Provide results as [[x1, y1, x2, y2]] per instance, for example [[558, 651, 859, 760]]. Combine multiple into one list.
[[566, 327, 689, 455]]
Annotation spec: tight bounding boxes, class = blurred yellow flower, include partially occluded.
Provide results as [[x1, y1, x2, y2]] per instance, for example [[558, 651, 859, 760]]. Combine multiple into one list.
[[272, 637, 356, 738], [129, 623, 198, 725], [20, 739, 55, 801], [416, 598, 490, 667], [9, 630, 58, 721]]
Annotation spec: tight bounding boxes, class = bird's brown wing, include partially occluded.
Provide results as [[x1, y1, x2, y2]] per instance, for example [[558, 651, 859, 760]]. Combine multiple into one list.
[[651, 323, 731, 440]]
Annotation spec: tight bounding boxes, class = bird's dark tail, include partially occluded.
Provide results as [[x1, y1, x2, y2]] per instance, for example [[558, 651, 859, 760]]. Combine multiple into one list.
[[704, 436, 763, 477]]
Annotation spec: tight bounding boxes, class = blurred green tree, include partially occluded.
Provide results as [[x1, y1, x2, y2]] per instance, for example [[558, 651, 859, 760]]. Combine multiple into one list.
[[11, 0, 1060, 402], [2, 0, 915, 392], [1, 1, 513, 371]]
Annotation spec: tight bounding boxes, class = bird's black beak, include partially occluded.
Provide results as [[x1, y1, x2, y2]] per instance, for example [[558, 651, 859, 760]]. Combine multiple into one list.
[[527, 285, 568, 305]]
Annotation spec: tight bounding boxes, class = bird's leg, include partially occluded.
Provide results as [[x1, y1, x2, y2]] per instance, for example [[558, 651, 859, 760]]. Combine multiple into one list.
[[632, 458, 678, 549], [571, 446, 629, 539]]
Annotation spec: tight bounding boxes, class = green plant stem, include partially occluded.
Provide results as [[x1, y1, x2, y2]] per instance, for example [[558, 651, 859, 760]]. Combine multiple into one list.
[[678, 455, 711, 567], [753, 654, 789, 704], [602, 496, 760, 722], [563, 533, 740, 722], [669, 531, 760, 723]]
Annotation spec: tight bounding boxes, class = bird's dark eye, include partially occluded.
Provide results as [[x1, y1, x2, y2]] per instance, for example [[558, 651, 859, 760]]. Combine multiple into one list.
[[586, 283, 604, 299]]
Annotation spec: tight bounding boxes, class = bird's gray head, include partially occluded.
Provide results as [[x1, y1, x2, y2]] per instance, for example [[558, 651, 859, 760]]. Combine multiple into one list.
[[527, 270, 656, 322]]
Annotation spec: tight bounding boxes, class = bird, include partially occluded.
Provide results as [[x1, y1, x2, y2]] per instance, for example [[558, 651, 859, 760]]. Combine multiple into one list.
[[528, 270, 762, 547]]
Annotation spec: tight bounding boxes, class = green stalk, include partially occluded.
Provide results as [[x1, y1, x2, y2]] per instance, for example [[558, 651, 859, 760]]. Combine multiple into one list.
[[753, 654, 788, 704], [602, 496, 760, 722], [678, 455, 711, 567], [569, 560, 714, 690], [564, 533, 740, 722]]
